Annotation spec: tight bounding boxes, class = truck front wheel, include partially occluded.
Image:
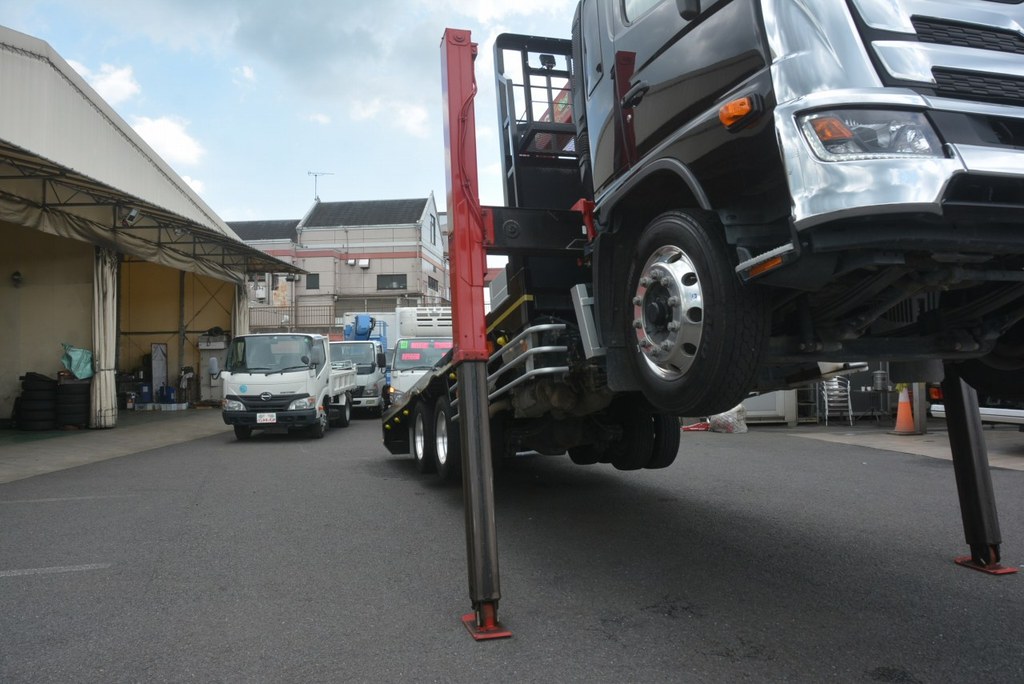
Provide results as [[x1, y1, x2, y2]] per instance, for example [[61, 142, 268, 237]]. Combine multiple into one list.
[[308, 409, 328, 439], [625, 210, 767, 416], [233, 425, 252, 441], [411, 402, 436, 473]]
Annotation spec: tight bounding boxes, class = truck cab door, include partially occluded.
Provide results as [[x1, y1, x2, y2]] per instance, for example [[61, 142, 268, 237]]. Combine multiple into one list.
[[610, 0, 762, 167]]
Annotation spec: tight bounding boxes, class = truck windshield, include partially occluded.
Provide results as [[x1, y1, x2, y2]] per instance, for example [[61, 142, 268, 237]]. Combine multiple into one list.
[[392, 338, 453, 370], [331, 342, 376, 375], [225, 335, 312, 374]]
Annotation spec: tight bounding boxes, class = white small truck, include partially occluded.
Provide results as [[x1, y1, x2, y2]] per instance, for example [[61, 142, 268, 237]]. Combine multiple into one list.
[[216, 332, 357, 440], [330, 340, 389, 415]]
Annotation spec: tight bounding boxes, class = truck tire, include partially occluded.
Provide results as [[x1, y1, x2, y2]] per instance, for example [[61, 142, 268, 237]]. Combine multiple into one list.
[[332, 396, 352, 428], [233, 425, 252, 440], [433, 397, 462, 482], [646, 414, 681, 469], [308, 409, 328, 439], [625, 210, 767, 416], [608, 399, 656, 471], [954, 318, 1024, 398], [411, 401, 436, 473], [568, 445, 600, 465]]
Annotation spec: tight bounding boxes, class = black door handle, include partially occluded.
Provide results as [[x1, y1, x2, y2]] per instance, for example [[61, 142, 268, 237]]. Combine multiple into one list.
[[621, 81, 649, 109]]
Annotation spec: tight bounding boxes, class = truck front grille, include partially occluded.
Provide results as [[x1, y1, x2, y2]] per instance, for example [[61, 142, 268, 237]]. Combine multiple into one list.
[[238, 394, 305, 411], [913, 17, 1024, 55], [350, 386, 365, 398], [933, 68, 1024, 108]]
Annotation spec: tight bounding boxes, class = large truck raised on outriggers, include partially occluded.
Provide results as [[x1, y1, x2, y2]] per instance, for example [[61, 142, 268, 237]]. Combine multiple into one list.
[[386, 1, 1024, 636]]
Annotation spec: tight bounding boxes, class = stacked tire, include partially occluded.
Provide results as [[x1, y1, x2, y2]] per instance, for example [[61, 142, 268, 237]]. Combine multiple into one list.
[[57, 380, 91, 429], [16, 373, 59, 431]]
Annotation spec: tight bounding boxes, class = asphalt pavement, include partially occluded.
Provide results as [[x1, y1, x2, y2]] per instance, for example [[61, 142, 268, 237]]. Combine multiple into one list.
[[2, 406, 1023, 485], [1, 409, 1022, 682]]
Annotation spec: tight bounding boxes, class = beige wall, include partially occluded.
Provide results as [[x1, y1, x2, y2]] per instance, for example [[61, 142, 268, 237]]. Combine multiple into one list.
[[1, 223, 94, 419], [119, 261, 234, 382]]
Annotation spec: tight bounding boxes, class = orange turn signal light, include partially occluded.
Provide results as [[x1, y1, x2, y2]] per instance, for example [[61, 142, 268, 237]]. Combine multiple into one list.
[[810, 116, 854, 142], [719, 97, 754, 128]]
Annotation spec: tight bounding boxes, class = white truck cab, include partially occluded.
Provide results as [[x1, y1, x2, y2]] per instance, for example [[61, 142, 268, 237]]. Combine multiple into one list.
[[217, 333, 356, 440], [330, 340, 388, 415]]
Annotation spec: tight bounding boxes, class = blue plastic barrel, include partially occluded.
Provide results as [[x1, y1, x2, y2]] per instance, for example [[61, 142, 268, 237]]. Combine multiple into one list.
[[140, 384, 153, 403]]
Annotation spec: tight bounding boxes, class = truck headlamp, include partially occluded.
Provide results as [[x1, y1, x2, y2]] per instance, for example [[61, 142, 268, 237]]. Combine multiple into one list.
[[222, 399, 245, 411], [389, 388, 406, 405], [288, 396, 317, 410], [799, 109, 943, 161]]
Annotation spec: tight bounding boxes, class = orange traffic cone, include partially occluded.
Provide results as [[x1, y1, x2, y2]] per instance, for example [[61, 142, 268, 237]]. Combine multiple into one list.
[[891, 388, 916, 435]]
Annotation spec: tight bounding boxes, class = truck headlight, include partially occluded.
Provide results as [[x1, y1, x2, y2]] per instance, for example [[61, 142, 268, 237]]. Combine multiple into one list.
[[799, 109, 943, 161], [365, 385, 380, 397], [288, 396, 317, 410], [389, 388, 406, 405], [222, 399, 245, 411]]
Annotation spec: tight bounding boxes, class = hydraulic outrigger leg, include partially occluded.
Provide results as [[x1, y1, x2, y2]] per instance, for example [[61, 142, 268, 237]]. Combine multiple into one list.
[[941, 362, 1017, 575], [442, 27, 513, 638]]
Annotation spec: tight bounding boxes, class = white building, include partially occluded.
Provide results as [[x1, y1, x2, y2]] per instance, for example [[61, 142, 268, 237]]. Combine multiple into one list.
[[229, 196, 450, 332]]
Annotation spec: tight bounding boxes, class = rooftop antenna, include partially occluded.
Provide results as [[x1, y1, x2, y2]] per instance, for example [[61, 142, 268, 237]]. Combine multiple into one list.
[[307, 171, 334, 201]]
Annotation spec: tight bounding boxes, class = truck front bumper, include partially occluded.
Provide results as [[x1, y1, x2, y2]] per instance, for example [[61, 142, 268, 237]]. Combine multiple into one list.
[[352, 396, 383, 409], [221, 408, 318, 428]]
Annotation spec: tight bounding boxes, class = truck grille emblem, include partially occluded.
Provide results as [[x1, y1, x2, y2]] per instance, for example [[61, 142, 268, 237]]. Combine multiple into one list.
[[260, 392, 273, 401]]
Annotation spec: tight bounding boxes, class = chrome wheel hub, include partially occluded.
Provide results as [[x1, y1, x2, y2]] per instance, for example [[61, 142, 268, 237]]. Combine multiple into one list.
[[632, 245, 704, 379]]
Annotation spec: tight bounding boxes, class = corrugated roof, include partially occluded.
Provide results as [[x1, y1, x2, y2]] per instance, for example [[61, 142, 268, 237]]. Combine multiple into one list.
[[303, 198, 427, 228], [228, 219, 299, 242]]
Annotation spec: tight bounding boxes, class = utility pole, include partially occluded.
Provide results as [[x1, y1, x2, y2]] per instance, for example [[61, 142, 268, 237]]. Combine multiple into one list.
[[307, 171, 334, 201]]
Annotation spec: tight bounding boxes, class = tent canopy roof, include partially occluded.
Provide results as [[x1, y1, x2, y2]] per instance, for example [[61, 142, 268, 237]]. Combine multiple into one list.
[[0, 25, 300, 281]]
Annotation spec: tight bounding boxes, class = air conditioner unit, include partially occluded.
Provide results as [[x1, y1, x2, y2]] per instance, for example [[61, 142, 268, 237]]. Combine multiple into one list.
[[347, 259, 356, 266], [358, 259, 370, 269]]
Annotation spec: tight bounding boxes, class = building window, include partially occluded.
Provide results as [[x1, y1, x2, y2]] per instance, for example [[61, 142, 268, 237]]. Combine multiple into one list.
[[306, 273, 320, 290], [428, 276, 439, 291], [377, 274, 407, 290], [430, 215, 437, 246]]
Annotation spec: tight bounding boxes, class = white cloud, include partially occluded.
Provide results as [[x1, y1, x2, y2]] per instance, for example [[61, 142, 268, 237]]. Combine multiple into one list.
[[68, 60, 141, 105], [306, 113, 331, 125], [350, 99, 382, 121], [414, 0, 577, 25], [181, 175, 205, 194], [348, 98, 430, 138], [395, 103, 430, 139], [131, 116, 205, 166], [233, 64, 256, 85]]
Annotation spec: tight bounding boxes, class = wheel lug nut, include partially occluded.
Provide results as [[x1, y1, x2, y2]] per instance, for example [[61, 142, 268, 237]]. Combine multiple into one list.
[[667, 296, 679, 307], [668, 321, 680, 332], [639, 277, 652, 287], [660, 341, 673, 351], [632, 296, 643, 306], [633, 319, 643, 328]]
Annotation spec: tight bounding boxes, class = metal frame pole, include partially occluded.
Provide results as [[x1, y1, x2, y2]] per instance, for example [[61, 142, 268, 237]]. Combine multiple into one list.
[[441, 28, 512, 638], [940, 362, 1016, 574]]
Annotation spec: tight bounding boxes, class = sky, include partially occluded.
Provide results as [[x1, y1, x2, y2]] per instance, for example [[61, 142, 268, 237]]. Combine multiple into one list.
[[3, 0, 579, 221]]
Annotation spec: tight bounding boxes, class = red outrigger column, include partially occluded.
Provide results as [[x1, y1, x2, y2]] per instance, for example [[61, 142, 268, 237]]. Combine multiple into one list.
[[441, 28, 512, 640]]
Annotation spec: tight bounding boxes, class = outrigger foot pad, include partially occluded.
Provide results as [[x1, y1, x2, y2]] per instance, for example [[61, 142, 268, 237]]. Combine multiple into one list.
[[461, 602, 512, 641], [954, 556, 1018, 576]]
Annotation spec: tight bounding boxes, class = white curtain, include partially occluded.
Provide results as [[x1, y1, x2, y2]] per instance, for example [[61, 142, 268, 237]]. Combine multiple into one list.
[[233, 282, 250, 337], [91, 247, 119, 428]]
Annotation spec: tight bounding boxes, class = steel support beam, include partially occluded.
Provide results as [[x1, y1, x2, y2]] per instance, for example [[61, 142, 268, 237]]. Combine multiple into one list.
[[941, 362, 1016, 574], [442, 27, 512, 639]]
